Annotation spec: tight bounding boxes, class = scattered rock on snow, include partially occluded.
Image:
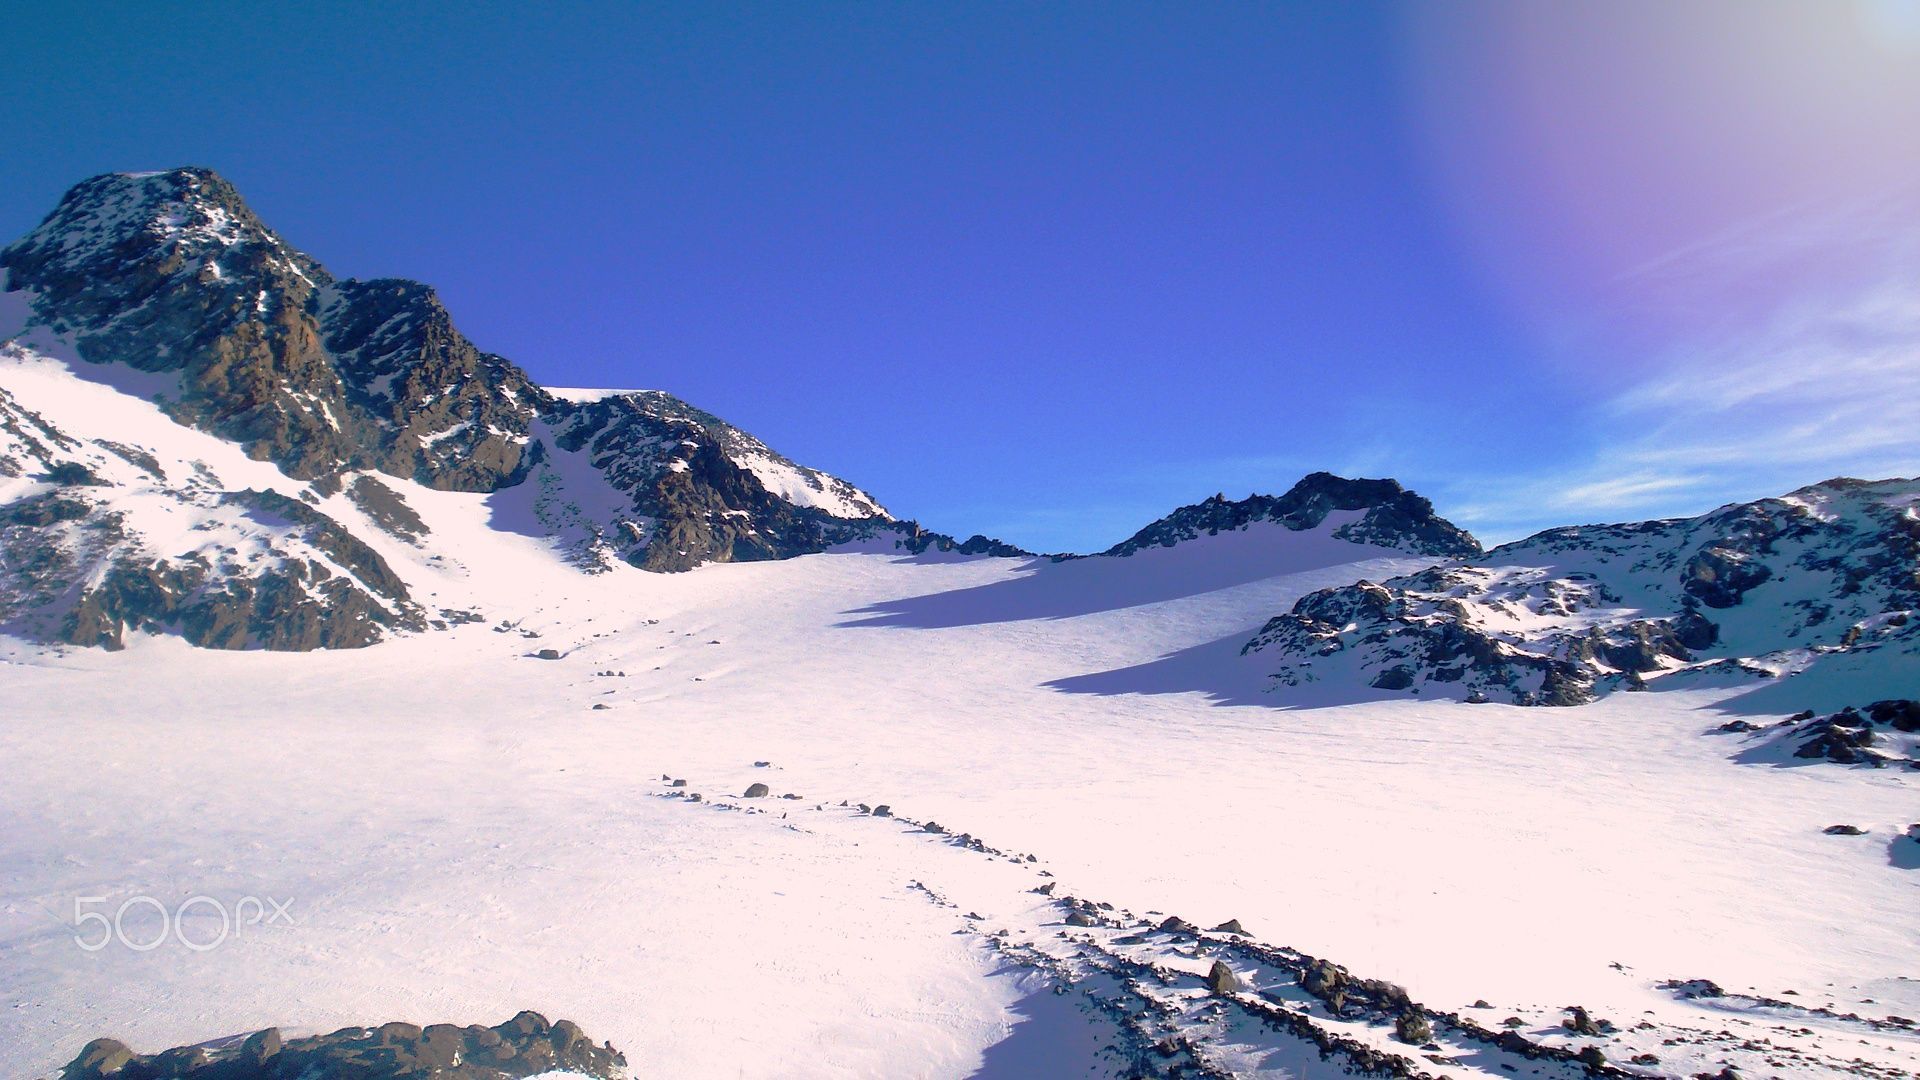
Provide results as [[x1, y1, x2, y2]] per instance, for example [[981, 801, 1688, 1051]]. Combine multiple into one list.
[[1207, 960, 1241, 995], [1394, 1010, 1432, 1044], [1562, 1005, 1602, 1035], [743, 782, 770, 798], [1823, 824, 1867, 835]]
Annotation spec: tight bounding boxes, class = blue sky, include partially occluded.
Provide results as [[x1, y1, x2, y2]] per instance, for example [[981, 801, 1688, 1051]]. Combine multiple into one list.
[[3, 3, 1917, 551]]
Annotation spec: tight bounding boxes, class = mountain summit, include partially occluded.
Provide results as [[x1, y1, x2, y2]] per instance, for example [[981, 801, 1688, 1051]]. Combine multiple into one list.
[[1, 168, 901, 575]]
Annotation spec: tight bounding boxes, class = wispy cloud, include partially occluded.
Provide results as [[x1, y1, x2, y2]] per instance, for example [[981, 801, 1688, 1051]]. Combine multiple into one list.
[[1451, 261, 1920, 538]]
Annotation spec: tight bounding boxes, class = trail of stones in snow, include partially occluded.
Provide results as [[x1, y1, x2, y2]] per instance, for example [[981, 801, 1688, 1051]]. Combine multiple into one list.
[[651, 780, 1637, 1080]]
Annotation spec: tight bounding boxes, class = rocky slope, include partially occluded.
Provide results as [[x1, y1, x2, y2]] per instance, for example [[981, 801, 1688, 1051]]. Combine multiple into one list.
[[0, 375, 423, 650], [1242, 478, 1920, 706]]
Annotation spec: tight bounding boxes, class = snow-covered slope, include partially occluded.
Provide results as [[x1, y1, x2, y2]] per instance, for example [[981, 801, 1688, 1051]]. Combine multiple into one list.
[[1242, 478, 1920, 707], [4, 532, 1916, 1079], [3, 166, 1916, 1080]]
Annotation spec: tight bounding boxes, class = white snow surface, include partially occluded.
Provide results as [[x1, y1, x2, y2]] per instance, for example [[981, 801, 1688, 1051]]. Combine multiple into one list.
[[545, 386, 636, 403], [0, 360, 1915, 1078]]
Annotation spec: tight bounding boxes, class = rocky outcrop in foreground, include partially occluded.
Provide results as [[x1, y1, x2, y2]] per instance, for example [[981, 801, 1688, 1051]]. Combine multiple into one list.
[[62, 1010, 624, 1080]]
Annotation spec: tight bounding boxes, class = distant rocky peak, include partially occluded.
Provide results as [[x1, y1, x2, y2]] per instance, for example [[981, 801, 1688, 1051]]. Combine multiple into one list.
[[1103, 471, 1481, 558]]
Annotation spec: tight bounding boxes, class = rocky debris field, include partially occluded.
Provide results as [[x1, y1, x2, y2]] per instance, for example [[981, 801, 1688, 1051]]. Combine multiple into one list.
[[651, 767, 1920, 1079]]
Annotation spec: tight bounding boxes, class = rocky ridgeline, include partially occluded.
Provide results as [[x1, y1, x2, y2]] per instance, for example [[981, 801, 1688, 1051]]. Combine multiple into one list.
[[62, 1011, 624, 1080], [548, 389, 894, 571], [1098, 472, 1483, 560], [1243, 478, 1920, 705]]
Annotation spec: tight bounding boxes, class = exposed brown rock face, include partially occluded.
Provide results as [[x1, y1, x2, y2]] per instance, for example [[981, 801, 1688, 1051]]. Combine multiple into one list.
[[2, 169, 548, 491]]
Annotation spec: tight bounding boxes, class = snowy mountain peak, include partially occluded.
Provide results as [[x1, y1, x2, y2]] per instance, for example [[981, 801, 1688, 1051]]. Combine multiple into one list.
[[0, 167, 914, 648], [1103, 471, 1482, 559]]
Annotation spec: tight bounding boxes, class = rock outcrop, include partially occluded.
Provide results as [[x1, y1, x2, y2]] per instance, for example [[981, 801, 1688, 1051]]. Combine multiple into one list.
[[59, 1010, 624, 1080], [0, 388, 422, 650], [1243, 478, 1920, 705]]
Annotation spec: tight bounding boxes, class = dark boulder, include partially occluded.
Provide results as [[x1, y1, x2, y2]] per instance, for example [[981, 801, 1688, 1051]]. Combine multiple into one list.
[[1682, 545, 1772, 609], [1393, 1010, 1432, 1044], [1206, 960, 1241, 995], [1563, 1005, 1601, 1035]]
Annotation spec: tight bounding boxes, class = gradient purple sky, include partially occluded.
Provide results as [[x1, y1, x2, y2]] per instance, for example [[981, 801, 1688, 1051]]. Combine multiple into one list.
[[2, 2, 1916, 549]]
